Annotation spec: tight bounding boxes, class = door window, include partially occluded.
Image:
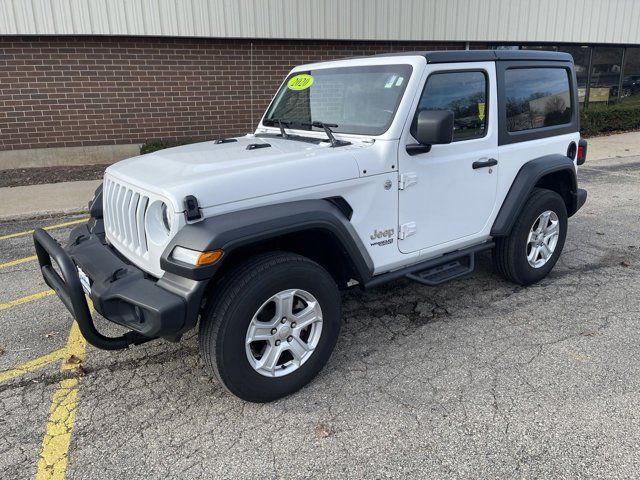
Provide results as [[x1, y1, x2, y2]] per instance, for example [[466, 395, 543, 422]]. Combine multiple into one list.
[[412, 71, 487, 141]]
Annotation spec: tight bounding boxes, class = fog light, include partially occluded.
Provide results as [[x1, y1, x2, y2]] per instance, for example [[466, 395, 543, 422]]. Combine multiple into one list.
[[171, 246, 223, 266]]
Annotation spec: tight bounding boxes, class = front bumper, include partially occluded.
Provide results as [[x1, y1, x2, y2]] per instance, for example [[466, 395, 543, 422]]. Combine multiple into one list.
[[33, 220, 207, 350]]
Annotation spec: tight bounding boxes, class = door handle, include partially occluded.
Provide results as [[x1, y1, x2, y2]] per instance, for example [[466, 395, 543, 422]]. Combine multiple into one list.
[[472, 158, 498, 169]]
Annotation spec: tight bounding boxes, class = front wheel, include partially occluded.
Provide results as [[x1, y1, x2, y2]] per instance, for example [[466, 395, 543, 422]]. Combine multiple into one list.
[[493, 188, 568, 285], [199, 252, 341, 402]]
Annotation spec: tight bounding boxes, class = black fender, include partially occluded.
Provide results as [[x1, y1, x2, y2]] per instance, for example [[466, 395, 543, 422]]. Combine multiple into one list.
[[161, 199, 374, 281], [491, 154, 584, 237]]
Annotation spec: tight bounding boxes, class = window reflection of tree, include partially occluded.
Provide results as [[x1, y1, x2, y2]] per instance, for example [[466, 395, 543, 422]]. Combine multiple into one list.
[[420, 91, 485, 139], [506, 92, 570, 131]]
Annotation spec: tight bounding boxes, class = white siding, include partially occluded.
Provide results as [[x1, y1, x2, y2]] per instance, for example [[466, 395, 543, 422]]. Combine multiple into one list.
[[0, 0, 639, 45]]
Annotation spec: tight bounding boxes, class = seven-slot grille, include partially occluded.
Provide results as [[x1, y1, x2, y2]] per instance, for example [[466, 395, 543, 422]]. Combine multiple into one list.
[[103, 176, 149, 256]]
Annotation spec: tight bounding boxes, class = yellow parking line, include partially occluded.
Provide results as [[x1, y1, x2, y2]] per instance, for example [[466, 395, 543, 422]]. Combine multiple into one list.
[[0, 218, 87, 241], [0, 255, 37, 269], [36, 377, 80, 480], [0, 290, 55, 311], [0, 348, 66, 383], [36, 321, 87, 480], [0, 297, 92, 478]]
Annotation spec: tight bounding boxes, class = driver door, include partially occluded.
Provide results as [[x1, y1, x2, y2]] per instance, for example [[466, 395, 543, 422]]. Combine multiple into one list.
[[397, 62, 499, 254]]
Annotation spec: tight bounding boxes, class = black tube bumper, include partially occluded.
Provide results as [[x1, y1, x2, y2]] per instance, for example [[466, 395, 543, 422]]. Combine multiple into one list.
[[33, 222, 206, 350]]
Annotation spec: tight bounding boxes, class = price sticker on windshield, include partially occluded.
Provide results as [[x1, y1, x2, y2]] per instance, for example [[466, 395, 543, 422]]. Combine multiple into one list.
[[287, 74, 314, 91]]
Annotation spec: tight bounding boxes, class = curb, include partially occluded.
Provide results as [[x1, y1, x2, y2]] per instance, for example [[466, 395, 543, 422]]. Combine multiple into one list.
[[0, 208, 89, 223]]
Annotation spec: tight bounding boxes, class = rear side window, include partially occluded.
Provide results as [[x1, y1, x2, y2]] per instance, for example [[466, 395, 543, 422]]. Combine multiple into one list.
[[505, 68, 572, 132], [412, 71, 487, 141]]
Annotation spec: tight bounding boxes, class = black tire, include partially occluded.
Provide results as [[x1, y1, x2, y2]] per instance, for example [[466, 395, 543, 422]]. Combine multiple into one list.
[[199, 251, 341, 402], [493, 188, 568, 285]]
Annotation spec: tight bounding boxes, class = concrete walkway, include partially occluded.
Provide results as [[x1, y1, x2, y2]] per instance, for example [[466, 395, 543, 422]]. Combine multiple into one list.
[[0, 131, 638, 220], [586, 130, 640, 161], [0, 179, 101, 221]]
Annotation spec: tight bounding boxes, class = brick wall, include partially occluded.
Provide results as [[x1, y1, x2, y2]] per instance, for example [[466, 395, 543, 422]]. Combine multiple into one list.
[[0, 36, 465, 151]]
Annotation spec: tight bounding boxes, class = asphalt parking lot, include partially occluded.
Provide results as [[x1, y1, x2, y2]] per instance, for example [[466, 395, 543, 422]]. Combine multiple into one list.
[[1, 156, 640, 479]]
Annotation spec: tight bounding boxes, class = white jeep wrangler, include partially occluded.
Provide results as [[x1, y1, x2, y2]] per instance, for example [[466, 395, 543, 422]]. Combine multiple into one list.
[[34, 50, 587, 402]]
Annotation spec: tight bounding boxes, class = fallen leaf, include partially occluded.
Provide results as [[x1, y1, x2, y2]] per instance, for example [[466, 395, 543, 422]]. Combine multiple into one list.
[[75, 365, 86, 377], [44, 331, 57, 338], [569, 351, 588, 362], [65, 354, 82, 365], [620, 261, 631, 267], [315, 423, 331, 438], [0, 347, 5, 356], [582, 330, 597, 337]]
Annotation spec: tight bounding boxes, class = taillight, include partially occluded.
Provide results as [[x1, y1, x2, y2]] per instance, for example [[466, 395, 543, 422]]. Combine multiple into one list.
[[577, 140, 587, 165]]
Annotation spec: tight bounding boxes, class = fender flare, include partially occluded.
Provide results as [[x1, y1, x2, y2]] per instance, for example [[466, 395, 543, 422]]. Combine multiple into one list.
[[161, 199, 374, 281], [491, 154, 578, 237]]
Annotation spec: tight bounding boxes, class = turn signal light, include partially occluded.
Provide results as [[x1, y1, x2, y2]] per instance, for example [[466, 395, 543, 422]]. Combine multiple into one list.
[[196, 250, 223, 266], [171, 246, 223, 266]]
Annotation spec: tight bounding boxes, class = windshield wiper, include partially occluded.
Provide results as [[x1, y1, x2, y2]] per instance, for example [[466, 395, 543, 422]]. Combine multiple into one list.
[[302, 121, 340, 147], [265, 119, 348, 147], [277, 119, 290, 139], [267, 118, 290, 139]]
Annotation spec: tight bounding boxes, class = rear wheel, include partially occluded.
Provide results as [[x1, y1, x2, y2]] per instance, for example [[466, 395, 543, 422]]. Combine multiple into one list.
[[493, 188, 568, 285], [199, 252, 341, 402]]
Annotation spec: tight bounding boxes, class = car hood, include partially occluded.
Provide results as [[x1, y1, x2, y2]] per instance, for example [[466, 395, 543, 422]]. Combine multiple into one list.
[[105, 135, 363, 211]]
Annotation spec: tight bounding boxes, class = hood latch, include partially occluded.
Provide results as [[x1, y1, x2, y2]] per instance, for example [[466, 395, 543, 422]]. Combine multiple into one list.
[[183, 195, 202, 221]]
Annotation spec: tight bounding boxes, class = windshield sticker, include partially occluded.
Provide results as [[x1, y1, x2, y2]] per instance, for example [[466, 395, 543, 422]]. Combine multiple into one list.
[[384, 75, 397, 88], [287, 74, 314, 91]]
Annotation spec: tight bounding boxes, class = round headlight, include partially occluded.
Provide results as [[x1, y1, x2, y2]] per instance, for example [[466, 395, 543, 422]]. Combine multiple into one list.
[[145, 200, 172, 244], [161, 202, 171, 232]]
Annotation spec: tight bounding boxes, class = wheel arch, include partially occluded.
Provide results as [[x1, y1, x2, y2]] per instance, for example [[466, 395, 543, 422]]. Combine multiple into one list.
[[160, 199, 374, 288], [491, 154, 579, 237]]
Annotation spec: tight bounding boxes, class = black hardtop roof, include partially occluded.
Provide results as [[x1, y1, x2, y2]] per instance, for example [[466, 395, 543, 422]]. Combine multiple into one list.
[[375, 49, 573, 64]]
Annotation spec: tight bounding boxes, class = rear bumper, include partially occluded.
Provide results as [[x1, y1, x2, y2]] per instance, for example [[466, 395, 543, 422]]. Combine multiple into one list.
[[576, 188, 588, 212], [33, 221, 206, 350]]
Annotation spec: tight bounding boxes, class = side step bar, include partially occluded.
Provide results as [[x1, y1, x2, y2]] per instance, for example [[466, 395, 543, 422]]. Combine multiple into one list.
[[406, 254, 474, 286], [364, 242, 494, 289]]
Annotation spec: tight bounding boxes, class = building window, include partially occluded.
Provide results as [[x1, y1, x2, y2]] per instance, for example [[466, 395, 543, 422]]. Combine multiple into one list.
[[557, 46, 590, 105], [412, 71, 487, 141], [504, 68, 572, 132], [620, 47, 640, 104], [589, 47, 623, 104], [488, 45, 519, 50], [520, 45, 558, 51]]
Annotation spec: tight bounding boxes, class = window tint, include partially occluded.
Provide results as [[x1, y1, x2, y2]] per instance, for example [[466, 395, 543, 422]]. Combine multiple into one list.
[[589, 47, 623, 104], [413, 71, 487, 141], [505, 68, 572, 132], [557, 46, 589, 104], [621, 47, 640, 104]]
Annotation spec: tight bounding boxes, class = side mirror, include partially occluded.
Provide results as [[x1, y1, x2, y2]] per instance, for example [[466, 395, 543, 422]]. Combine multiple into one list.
[[407, 110, 454, 155]]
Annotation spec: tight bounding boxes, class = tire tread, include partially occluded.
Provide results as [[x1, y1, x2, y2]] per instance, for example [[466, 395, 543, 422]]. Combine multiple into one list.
[[198, 251, 337, 401], [493, 188, 567, 285]]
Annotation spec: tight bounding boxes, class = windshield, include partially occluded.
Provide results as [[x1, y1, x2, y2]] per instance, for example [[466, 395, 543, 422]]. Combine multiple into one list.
[[263, 64, 413, 136]]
